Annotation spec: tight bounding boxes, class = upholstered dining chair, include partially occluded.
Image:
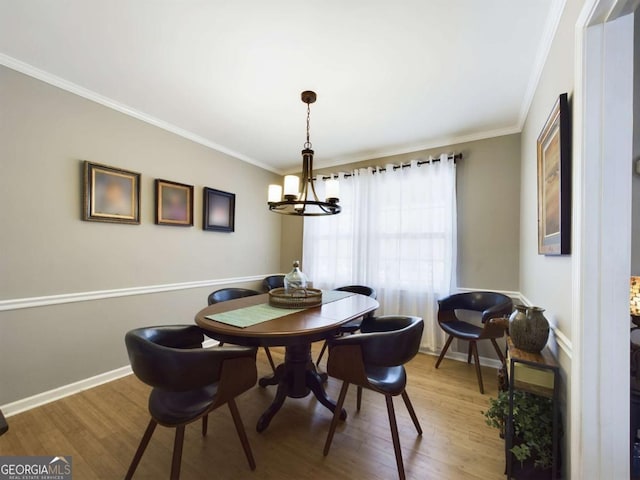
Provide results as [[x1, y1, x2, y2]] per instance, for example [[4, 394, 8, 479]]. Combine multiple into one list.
[[262, 274, 285, 292], [124, 325, 257, 480], [207, 287, 261, 305], [323, 315, 424, 480], [315, 285, 377, 366], [208, 287, 276, 373], [435, 291, 513, 394]]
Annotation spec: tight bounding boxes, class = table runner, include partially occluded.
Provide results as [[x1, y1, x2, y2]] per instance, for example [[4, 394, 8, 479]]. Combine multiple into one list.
[[205, 290, 354, 328]]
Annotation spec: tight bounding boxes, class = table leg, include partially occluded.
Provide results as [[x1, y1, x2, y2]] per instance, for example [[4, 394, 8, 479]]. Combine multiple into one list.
[[256, 342, 347, 432], [258, 364, 285, 388], [256, 383, 288, 432], [306, 369, 347, 420]]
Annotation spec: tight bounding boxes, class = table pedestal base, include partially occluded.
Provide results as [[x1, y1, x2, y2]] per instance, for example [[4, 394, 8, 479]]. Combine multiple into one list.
[[256, 342, 347, 432]]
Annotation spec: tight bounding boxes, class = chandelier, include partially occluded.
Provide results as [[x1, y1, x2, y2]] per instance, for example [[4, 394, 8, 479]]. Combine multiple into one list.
[[267, 91, 341, 216]]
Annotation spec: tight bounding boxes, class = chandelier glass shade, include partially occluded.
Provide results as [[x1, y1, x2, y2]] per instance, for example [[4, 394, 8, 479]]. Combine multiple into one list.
[[268, 91, 341, 216]]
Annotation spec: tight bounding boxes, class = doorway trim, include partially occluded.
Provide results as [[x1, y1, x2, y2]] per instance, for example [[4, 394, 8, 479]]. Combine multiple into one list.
[[572, 0, 635, 477]]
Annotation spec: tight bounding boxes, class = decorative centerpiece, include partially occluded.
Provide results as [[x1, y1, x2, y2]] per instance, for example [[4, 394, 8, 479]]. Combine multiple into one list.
[[509, 305, 550, 353], [268, 287, 322, 309], [269, 260, 322, 308]]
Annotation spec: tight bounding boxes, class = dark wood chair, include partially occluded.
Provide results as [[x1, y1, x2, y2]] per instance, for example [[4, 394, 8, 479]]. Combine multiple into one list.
[[435, 291, 513, 394], [323, 315, 424, 480], [315, 285, 377, 366], [262, 274, 285, 292], [124, 325, 257, 480], [207, 287, 261, 305], [208, 288, 277, 373]]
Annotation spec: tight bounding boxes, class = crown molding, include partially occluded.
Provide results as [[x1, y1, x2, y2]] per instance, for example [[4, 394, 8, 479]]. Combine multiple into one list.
[[0, 54, 279, 175], [517, 0, 567, 128]]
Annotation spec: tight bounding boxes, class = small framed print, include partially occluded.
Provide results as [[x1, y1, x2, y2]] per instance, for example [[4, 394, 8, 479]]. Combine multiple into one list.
[[155, 179, 194, 226], [203, 187, 235, 232], [83, 161, 140, 224], [537, 93, 571, 255]]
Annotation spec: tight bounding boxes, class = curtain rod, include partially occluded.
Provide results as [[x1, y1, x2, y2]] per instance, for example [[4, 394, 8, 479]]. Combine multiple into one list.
[[319, 153, 462, 180]]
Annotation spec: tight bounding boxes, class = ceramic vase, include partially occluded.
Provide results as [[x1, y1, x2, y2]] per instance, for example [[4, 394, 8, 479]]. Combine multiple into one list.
[[509, 305, 549, 353]]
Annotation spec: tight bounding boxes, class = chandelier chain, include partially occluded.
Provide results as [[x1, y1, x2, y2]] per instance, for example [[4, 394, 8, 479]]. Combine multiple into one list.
[[304, 102, 312, 150]]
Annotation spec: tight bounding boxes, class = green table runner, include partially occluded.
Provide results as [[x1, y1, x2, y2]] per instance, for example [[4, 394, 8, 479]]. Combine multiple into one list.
[[205, 290, 354, 328]]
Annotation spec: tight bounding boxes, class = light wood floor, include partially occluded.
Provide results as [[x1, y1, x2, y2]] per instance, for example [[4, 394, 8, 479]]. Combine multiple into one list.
[[0, 346, 506, 479]]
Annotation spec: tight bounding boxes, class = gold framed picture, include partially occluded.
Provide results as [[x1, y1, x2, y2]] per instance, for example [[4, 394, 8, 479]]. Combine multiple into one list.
[[83, 161, 140, 224], [537, 93, 571, 255], [155, 179, 194, 227]]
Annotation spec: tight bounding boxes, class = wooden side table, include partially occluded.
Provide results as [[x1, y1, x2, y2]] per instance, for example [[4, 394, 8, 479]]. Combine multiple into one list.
[[506, 337, 561, 479]]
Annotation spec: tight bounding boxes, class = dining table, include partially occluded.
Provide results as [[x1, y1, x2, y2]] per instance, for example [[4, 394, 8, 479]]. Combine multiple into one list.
[[194, 290, 379, 432]]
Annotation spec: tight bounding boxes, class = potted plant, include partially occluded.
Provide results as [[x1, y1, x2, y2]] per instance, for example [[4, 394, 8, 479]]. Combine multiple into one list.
[[483, 390, 556, 479]]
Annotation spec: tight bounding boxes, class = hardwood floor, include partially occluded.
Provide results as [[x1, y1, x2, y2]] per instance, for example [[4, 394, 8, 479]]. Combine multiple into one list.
[[0, 347, 506, 479]]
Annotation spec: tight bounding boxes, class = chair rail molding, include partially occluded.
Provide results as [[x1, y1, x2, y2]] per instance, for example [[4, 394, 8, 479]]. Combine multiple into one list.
[[0, 275, 269, 312]]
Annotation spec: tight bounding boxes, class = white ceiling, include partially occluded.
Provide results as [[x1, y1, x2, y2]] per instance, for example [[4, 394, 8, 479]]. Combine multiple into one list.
[[0, 0, 560, 174]]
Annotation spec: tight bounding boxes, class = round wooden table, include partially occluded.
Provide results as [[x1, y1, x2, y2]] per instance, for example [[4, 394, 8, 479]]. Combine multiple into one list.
[[195, 292, 379, 432]]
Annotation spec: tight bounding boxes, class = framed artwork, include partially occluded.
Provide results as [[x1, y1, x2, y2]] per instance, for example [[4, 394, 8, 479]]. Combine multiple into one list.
[[203, 187, 235, 232], [537, 93, 571, 255], [83, 161, 140, 224], [155, 179, 194, 226]]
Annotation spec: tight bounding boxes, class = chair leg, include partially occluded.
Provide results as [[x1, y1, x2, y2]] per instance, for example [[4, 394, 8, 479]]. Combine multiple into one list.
[[323, 382, 350, 456], [435, 335, 454, 368], [467, 342, 473, 364], [356, 386, 363, 411], [228, 399, 256, 470], [490, 338, 506, 364], [470, 341, 484, 394], [170, 425, 185, 480], [125, 419, 157, 480], [401, 390, 422, 435], [263, 347, 277, 373], [385, 395, 406, 480], [202, 414, 208, 436], [316, 340, 329, 366]]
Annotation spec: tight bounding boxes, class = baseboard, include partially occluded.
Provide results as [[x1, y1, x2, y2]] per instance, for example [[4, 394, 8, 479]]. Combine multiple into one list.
[[2, 339, 222, 417], [2, 365, 132, 418], [420, 348, 503, 370]]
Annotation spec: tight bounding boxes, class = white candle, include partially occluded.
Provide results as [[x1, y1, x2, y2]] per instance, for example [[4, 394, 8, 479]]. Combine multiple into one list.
[[325, 178, 339, 201], [284, 175, 300, 197], [268, 184, 282, 203]]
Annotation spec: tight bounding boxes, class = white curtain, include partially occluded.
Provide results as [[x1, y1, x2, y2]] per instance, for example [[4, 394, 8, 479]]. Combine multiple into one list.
[[303, 154, 457, 352]]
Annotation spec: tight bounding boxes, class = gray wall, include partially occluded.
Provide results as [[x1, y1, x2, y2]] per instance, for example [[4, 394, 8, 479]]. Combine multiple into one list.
[[297, 133, 522, 291], [518, 0, 586, 475], [0, 66, 282, 405], [519, 0, 582, 340]]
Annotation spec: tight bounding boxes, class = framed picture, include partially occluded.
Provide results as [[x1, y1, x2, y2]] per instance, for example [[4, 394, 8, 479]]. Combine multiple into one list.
[[203, 187, 235, 232], [537, 93, 571, 255], [155, 179, 194, 226], [83, 161, 140, 224]]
